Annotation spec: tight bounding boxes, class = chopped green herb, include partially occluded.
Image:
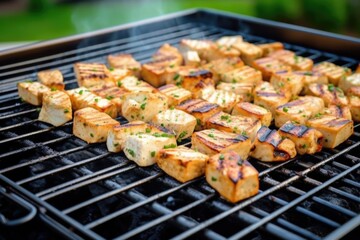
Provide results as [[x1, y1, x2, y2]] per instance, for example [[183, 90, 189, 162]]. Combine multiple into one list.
[[173, 73, 180, 80], [196, 118, 201, 126], [117, 81, 122, 87], [208, 133, 215, 138], [126, 148, 135, 157], [237, 159, 243, 166], [94, 98, 99, 103], [301, 144, 307, 148], [170, 106, 175, 110], [106, 96, 114, 100], [232, 79, 237, 83], [64, 109, 69, 113], [163, 143, 176, 149], [79, 90, 84, 95], [283, 107, 289, 112], [151, 151, 156, 157], [25, 80, 33, 83], [51, 87, 57, 91], [109, 67, 114, 71], [314, 112, 323, 118], [178, 131, 187, 142], [221, 115, 230, 121], [145, 128, 151, 133], [219, 154, 224, 160], [294, 55, 299, 63], [211, 176, 217, 182], [328, 84, 335, 92], [241, 131, 247, 136], [278, 82, 284, 87], [140, 103, 146, 110], [172, 94, 179, 98], [90, 133, 94, 137], [36, 107, 41, 112], [169, 64, 175, 68], [304, 72, 313, 76]]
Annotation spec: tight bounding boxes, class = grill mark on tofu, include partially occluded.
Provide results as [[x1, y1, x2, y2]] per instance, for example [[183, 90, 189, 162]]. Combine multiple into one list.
[[187, 70, 213, 79], [193, 102, 220, 113], [326, 118, 351, 127], [279, 122, 310, 137], [257, 127, 282, 147], [257, 91, 286, 98], [195, 131, 247, 152]]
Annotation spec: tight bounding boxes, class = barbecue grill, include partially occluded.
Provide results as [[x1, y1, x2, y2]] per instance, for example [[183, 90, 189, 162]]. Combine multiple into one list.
[[0, 9, 359, 240]]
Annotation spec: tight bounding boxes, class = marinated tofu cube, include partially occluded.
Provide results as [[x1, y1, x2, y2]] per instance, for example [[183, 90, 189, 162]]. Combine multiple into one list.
[[216, 82, 254, 102], [323, 105, 352, 120], [254, 82, 291, 116], [182, 50, 201, 67], [152, 43, 183, 66], [205, 112, 261, 141], [347, 87, 360, 121], [232, 102, 272, 127], [206, 90, 242, 113], [202, 57, 244, 83], [257, 42, 284, 56], [179, 39, 215, 60], [205, 151, 259, 203], [250, 126, 296, 162], [252, 57, 292, 81], [124, 133, 176, 167], [221, 65, 262, 86], [157, 146, 209, 183], [152, 109, 196, 142], [202, 44, 241, 62], [109, 68, 132, 82], [120, 76, 157, 93], [176, 99, 222, 130], [216, 36, 243, 47], [307, 83, 348, 107], [313, 62, 352, 85], [158, 84, 192, 107], [17, 81, 50, 106], [106, 121, 164, 152], [294, 71, 328, 94], [67, 87, 117, 118], [122, 92, 168, 122], [307, 115, 353, 148], [270, 70, 304, 97], [141, 61, 169, 87], [37, 69, 65, 90], [74, 63, 113, 88], [191, 129, 252, 159], [107, 54, 141, 77], [231, 41, 263, 65], [278, 121, 323, 155], [338, 73, 360, 92], [38, 90, 72, 126], [274, 96, 325, 127], [269, 50, 313, 71], [73, 107, 120, 143]]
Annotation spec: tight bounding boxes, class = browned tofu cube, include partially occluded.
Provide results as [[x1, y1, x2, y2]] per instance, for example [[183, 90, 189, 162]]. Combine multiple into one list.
[[205, 111, 261, 141], [202, 57, 244, 83], [182, 50, 202, 67], [269, 50, 313, 71], [294, 71, 328, 94], [258, 42, 284, 56], [205, 151, 259, 203], [221, 65, 262, 86], [232, 102, 272, 127], [73, 107, 120, 143], [107, 54, 141, 77], [179, 39, 216, 60], [216, 82, 254, 102], [192, 129, 252, 159], [202, 45, 241, 62], [307, 115, 353, 148], [17, 81, 50, 106], [153, 43, 183, 66], [157, 146, 209, 183], [120, 76, 157, 93], [270, 70, 305, 97], [206, 90, 242, 113], [231, 41, 263, 65], [347, 86, 360, 121], [176, 99, 222, 130], [158, 84, 192, 107], [109, 68, 133, 83], [313, 62, 352, 85], [252, 57, 292, 81], [74, 63, 113, 88], [37, 69, 65, 90], [141, 61, 168, 87], [338, 73, 360, 93]]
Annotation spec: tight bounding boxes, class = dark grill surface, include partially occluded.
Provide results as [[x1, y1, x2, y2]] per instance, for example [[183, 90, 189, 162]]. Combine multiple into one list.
[[0, 9, 359, 240]]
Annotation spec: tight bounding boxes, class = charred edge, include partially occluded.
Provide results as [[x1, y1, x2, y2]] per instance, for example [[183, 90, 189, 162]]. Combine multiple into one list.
[[273, 150, 290, 159], [177, 99, 203, 109], [282, 99, 304, 108], [196, 134, 224, 152], [317, 84, 325, 95], [256, 91, 284, 97], [158, 84, 176, 91], [193, 103, 220, 113], [327, 119, 351, 127], [280, 122, 310, 137], [188, 70, 213, 79]]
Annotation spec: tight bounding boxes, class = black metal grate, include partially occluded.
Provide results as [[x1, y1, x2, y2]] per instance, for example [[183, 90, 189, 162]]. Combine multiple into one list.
[[0, 9, 359, 240]]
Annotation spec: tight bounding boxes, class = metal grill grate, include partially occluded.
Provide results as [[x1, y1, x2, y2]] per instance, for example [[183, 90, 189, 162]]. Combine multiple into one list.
[[0, 9, 359, 240]]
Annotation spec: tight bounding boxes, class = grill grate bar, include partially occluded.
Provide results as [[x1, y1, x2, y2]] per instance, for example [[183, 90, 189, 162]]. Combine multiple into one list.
[[16, 152, 112, 185], [0, 109, 36, 120], [226, 163, 360, 240], [323, 214, 360, 240], [0, 119, 38, 132]]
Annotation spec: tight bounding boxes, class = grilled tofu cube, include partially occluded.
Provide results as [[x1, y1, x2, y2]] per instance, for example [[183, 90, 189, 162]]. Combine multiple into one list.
[[122, 92, 168, 122], [192, 129, 252, 159], [17, 81, 50, 106], [124, 133, 176, 167], [120, 76, 157, 93], [141, 61, 169, 87], [89, 84, 129, 115], [347, 87, 360, 121], [269, 50, 313, 71], [37, 69, 65, 90], [206, 151, 259, 203], [250, 126, 296, 162], [338, 73, 360, 92], [203, 57, 244, 83], [221, 65, 262, 86], [258, 42, 284, 56], [157, 146, 209, 183], [153, 43, 183, 66], [176, 99, 222, 130], [152, 109, 196, 142], [252, 57, 292, 81], [307, 83, 348, 107], [107, 54, 141, 77], [203, 45, 241, 62], [294, 71, 328, 94], [206, 90, 242, 113], [231, 41, 263, 65], [232, 102, 272, 127], [182, 50, 201, 67], [279, 121, 323, 155], [106, 121, 164, 152], [307, 115, 353, 148], [274, 96, 325, 127], [73, 107, 120, 143], [254, 82, 291, 116], [216, 82, 254, 102], [216, 36, 243, 47], [313, 62, 352, 85], [74, 63, 113, 88], [38, 91, 72, 126], [270, 70, 304, 97], [179, 39, 215, 60], [205, 112, 261, 141], [109, 68, 132, 82], [67, 87, 117, 118], [323, 105, 352, 120], [158, 84, 192, 107]]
